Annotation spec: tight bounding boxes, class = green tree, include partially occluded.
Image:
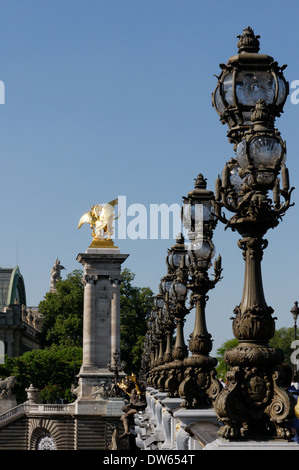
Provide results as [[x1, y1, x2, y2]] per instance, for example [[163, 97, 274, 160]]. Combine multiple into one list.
[[216, 338, 238, 380], [120, 268, 154, 375], [269, 326, 295, 368], [37, 269, 84, 347], [0, 345, 82, 403]]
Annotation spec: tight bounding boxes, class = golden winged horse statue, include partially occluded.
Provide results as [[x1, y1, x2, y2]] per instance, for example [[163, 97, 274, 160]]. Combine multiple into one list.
[[78, 198, 119, 247]]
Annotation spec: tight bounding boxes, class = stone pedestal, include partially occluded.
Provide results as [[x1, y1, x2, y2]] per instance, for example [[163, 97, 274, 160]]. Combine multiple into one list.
[[161, 397, 184, 449], [75, 246, 128, 411], [0, 396, 17, 414], [106, 397, 126, 416], [173, 408, 219, 450]]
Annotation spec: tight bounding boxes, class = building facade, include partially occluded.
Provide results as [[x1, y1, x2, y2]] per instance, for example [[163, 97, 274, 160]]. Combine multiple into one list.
[[0, 266, 42, 357]]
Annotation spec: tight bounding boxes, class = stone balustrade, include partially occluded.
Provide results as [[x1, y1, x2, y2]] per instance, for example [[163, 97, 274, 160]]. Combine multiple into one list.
[[133, 387, 299, 451], [133, 387, 220, 450]]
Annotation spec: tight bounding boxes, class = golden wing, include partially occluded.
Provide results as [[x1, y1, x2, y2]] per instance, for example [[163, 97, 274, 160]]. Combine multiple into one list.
[[78, 211, 96, 229], [106, 198, 118, 208]]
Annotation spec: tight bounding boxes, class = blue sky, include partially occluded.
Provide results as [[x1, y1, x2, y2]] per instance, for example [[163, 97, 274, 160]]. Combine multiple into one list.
[[0, 0, 299, 353]]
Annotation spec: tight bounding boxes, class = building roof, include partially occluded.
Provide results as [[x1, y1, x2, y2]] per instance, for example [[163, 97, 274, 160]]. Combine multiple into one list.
[[0, 266, 27, 311]]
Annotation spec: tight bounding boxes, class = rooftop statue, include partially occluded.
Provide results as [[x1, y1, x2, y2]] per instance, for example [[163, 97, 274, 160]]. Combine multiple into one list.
[[78, 198, 119, 247], [50, 258, 65, 292]]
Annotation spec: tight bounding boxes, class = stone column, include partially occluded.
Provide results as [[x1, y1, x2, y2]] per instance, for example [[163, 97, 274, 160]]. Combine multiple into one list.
[[110, 277, 121, 366], [75, 246, 128, 413], [82, 274, 97, 371]]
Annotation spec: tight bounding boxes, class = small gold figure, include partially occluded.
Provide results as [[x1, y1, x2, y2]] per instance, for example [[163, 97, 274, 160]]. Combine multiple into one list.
[[78, 198, 119, 247]]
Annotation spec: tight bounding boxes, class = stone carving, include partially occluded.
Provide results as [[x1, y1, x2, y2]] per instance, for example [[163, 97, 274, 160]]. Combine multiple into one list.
[[96, 283, 111, 323], [71, 383, 79, 397], [91, 381, 110, 400], [50, 258, 65, 292], [0, 376, 17, 399]]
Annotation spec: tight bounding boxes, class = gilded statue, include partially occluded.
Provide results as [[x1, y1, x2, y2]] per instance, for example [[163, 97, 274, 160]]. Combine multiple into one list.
[[78, 198, 119, 247]]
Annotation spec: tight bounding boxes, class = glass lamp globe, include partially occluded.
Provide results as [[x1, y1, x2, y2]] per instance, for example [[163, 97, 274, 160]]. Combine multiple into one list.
[[191, 239, 215, 260], [159, 276, 172, 295], [167, 251, 183, 268], [249, 136, 285, 169], [182, 174, 215, 237], [154, 295, 164, 309], [182, 199, 213, 232], [150, 309, 158, 322], [166, 234, 186, 270], [236, 133, 286, 188], [230, 162, 244, 194], [171, 281, 187, 302]]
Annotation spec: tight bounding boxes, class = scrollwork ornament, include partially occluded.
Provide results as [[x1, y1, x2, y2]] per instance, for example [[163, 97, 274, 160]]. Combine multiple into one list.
[[266, 370, 296, 438]]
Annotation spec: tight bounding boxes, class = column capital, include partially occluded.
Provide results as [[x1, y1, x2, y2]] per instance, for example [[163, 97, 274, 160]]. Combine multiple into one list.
[[109, 276, 122, 285], [83, 274, 98, 286]]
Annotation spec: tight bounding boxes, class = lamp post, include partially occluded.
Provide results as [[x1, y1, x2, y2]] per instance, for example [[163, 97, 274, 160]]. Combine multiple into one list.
[[178, 174, 223, 408], [144, 235, 188, 394], [212, 27, 296, 440], [107, 349, 125, 397], [162, 234, 190, 398], [144, 309, 159, 387], [291, 301, 299, 379], [146, 305, 162, 388]]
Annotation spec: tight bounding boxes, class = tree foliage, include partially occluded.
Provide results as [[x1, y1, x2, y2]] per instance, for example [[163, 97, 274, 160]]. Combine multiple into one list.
[[0, 345, 82, 403], [269, 326, 296, 368], [37, 269, 84, 347], [216, 338, 238, 380]]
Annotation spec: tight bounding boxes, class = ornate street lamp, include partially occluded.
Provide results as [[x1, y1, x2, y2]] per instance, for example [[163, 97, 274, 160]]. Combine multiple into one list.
[[212, 27, 296, 440], [291, 301, 299, 379], [162, 234, 191, 398], [107, 349, 125, 397], [212, 26, 288, 144], [146, 304, 163, 388], [178, 174, 222, 408], [144, 234, 188, 394], [139, 330, 152, 383]]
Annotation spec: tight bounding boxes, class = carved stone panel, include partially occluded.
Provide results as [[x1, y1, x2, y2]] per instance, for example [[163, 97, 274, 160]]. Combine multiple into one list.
[[95, 279, 112, 324]]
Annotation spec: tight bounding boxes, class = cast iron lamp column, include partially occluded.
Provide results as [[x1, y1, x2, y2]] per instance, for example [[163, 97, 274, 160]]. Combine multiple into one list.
[[161, 235, 190, 398], [212, 27, 296, 439], [148, 304, 165, 389], [145, 308, 160, 387], [178, 174, 223, 408], [140, 330, 152, 384], [107, 349, 125, 396], [291, 301, 299, 379], [156, 307, 176, 392], [145, 235, 188, 394]]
